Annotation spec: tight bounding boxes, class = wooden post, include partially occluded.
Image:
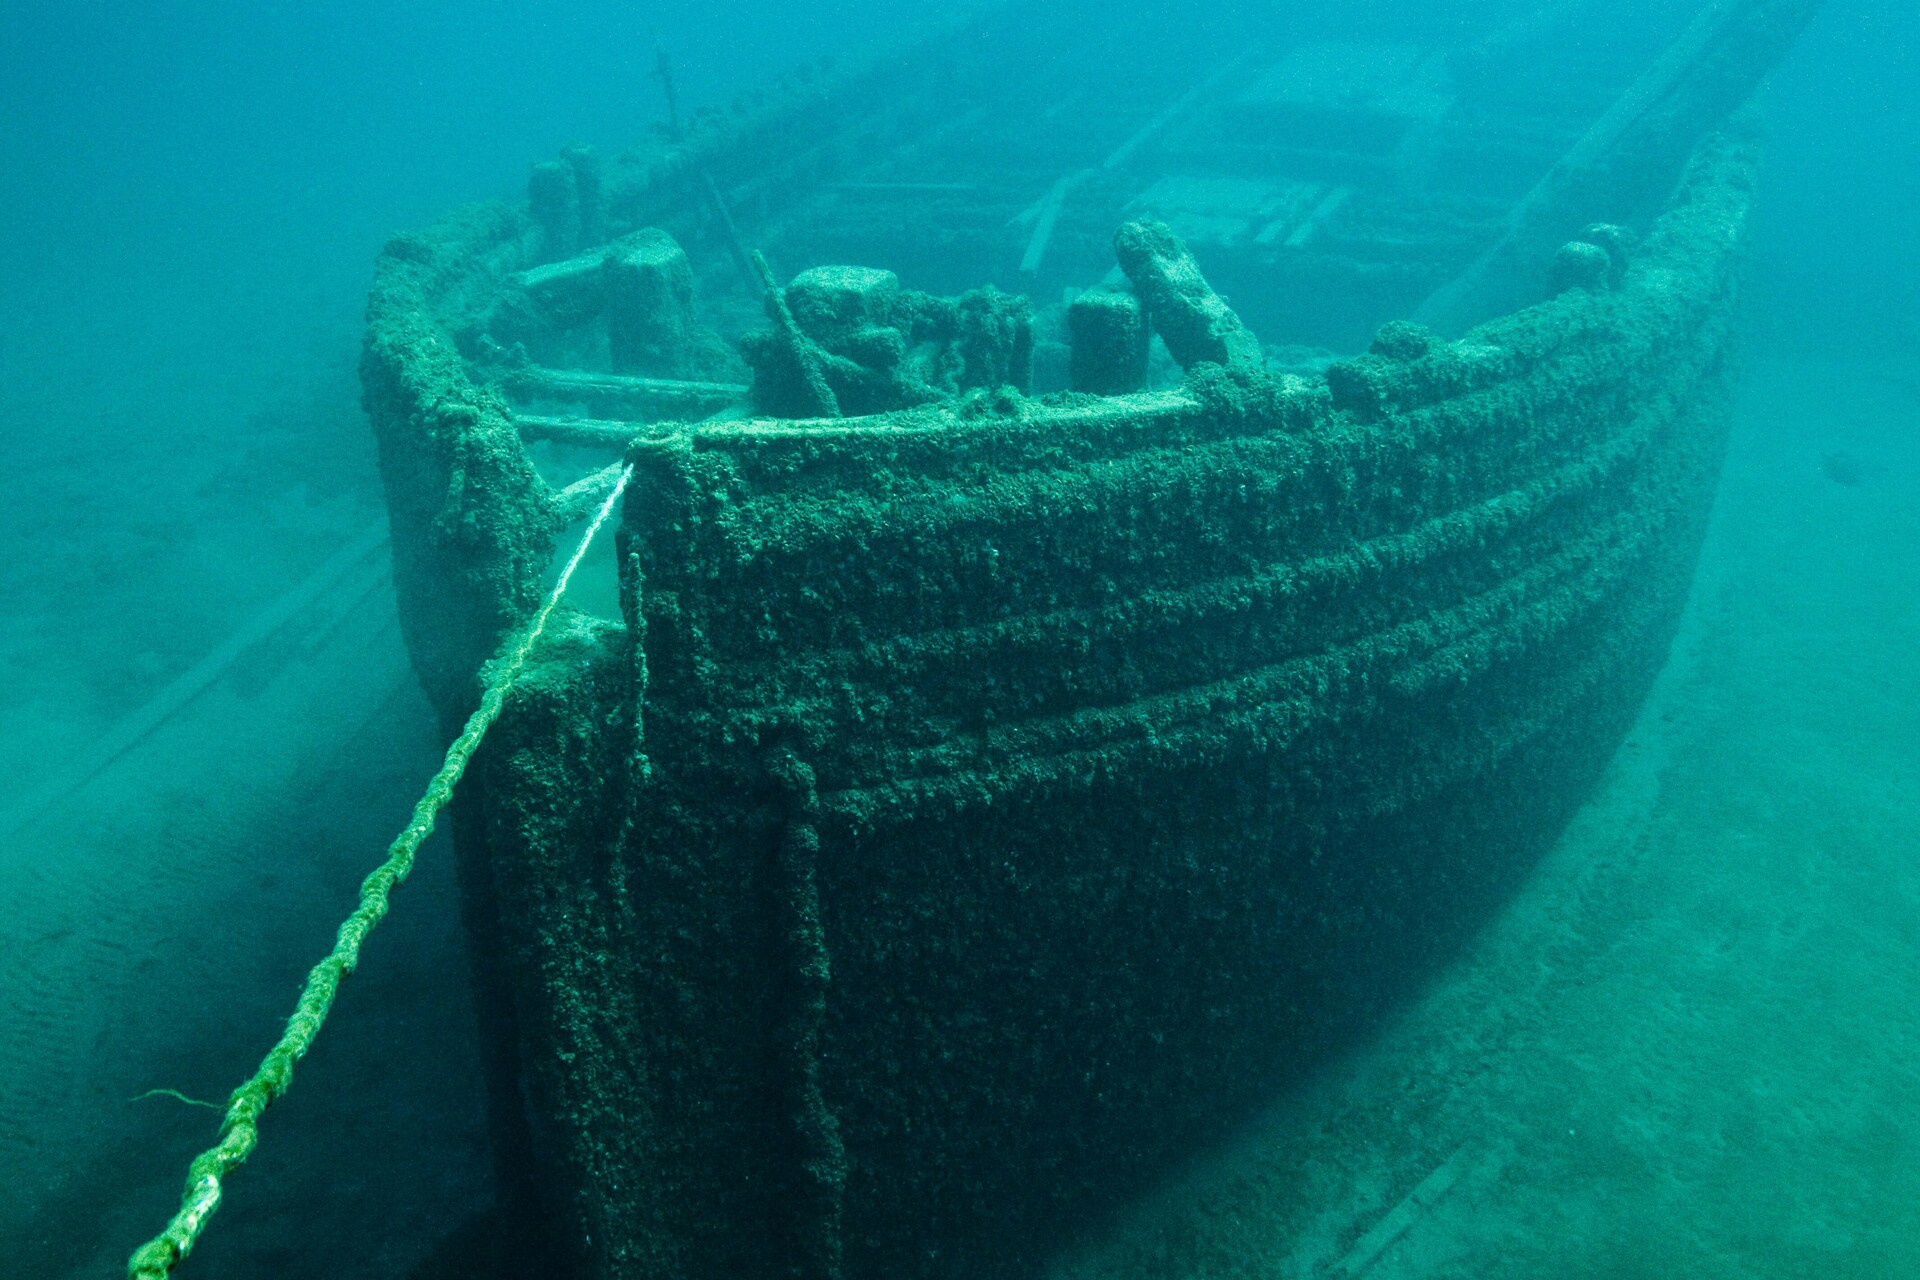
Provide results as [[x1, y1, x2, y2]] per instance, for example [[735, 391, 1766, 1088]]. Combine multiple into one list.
[[1113, 219, 1263, 371]]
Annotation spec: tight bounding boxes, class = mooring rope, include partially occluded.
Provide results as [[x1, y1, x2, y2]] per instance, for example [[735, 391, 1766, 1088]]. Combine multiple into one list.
[[127, 464, 634, 1279]]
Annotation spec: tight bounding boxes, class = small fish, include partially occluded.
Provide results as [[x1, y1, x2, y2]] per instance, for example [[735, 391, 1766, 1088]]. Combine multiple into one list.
[[1819, 449, 1863, 487]]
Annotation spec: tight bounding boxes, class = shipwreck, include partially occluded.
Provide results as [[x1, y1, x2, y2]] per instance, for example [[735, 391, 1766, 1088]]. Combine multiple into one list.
[[334, 1, 1828, 1275]]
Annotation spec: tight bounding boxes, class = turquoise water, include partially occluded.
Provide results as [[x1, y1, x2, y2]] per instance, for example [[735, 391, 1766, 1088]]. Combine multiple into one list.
[[0, 2, 1913, 1276]]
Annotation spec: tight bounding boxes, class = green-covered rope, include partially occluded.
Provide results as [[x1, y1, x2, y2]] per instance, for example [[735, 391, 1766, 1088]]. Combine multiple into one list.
[[127, 464, 633, 1279]]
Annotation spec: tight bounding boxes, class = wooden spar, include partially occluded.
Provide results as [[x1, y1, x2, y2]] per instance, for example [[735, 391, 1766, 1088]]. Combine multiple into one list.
[[702, 170, 764, 295], [653, 46, 684, 141], [1415, 0, 1828, 332], [648, 42, 765, 296], [753, 250, 843, 418]]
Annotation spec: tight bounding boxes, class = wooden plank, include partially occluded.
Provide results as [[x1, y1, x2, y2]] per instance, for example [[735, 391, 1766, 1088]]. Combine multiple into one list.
[[0, 526, 390, 842], [1335, 1145, 1475, 1276], [498, 365, 745, 418]]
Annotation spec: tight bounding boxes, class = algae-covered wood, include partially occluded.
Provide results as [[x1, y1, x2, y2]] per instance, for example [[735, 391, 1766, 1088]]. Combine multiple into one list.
[[450, 130, 1751, 1279], [348, 2, 1819, 1272]]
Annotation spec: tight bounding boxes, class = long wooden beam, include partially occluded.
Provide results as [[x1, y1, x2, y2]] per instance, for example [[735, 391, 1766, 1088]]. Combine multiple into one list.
[[496, 366, 745, 418], [515, 414, 652, 449]]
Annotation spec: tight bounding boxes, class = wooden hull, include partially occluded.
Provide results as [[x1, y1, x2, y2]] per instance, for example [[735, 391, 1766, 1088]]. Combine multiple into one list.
[[414, 130, 1752, 1278]]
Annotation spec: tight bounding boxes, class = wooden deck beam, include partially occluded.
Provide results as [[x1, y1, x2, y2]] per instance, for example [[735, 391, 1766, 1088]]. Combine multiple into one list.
[[497, 366, 745, 418]]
